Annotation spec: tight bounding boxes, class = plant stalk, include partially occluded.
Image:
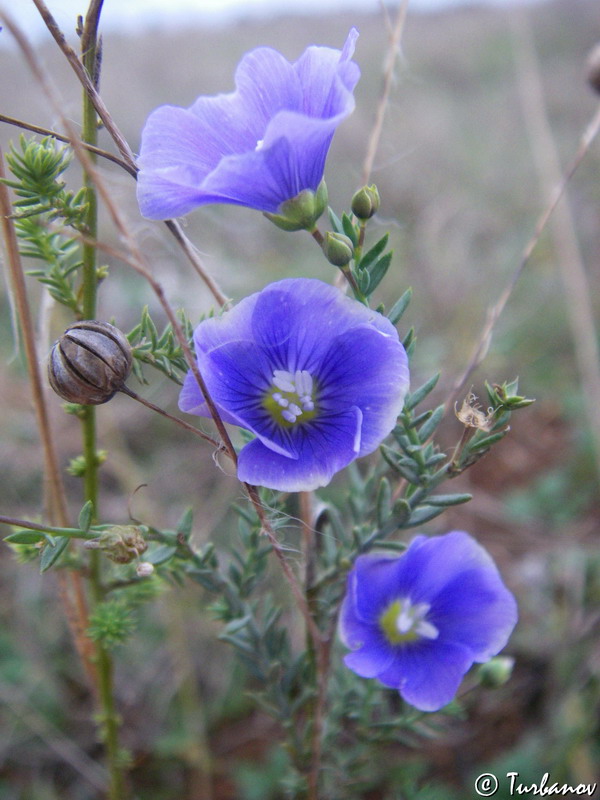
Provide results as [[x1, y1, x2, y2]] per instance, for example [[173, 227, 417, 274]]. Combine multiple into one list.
[[80, 5, 125, 798]]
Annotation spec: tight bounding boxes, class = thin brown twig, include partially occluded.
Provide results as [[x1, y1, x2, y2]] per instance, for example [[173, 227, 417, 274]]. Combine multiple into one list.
[[28, 0, 229, 308], [445, 98, 600, 413], [164, 220, 229, 308], [2, 9, 323, 668], [0, 8, 235, 462], [119, 385, 222, 449], [0, 113, 137, 175], [30, 0, 136, 167], [511, 11, 600, 483], [361, 0, 410, 186]]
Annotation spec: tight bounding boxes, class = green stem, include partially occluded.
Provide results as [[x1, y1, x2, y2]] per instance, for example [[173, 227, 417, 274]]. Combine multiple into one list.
[[80, 6, 125, 798]]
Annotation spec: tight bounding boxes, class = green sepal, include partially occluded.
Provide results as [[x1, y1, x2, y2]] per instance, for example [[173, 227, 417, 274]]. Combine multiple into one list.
[[263, 180, 328, 232]]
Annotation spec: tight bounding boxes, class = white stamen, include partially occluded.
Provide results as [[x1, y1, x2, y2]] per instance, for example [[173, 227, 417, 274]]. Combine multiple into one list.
[[416, 620, 439, 640], [255, 138, 264, 151], [273, 370, 295, 392], [395, 599, 437, 639], [269, 368, 316, 424]]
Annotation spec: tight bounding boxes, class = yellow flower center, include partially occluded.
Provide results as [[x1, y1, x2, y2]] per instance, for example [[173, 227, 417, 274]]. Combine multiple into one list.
[[263, 368, 318, 427], [379, 598, 439, 645]]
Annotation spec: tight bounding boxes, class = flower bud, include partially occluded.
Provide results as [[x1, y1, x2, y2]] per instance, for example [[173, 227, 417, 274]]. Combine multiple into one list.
[[351, 184, 380, 220], [136, 562, 155, 578], [477, 655, 515, 688], [586, 42, 600, 95], [264, 180, 328, 232], [84, 525, 147, 564], [48, 320, 132, 405], [323, 231, 354, 267]]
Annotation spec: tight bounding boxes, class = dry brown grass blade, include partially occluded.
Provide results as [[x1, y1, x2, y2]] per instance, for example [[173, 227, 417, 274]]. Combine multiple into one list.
[[0, 150, 99, 693], [361, 0, 410, 186], [446, 99, 600, 413], [511, 10, 600, 483]]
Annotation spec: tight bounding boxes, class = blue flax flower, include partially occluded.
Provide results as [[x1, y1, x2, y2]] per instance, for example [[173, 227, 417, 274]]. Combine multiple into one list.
[[339, 531, 518, 711], [137, 30, 360, 219], [179, 278, 409, 492]]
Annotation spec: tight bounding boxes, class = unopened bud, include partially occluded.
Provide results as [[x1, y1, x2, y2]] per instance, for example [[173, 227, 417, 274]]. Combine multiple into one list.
[[351, 184, 380, 220], [323, 231, 354, 267], [84, 525, 147, 564], [136, 562, 155, 578], [478, 656, 515, 688], [48, 320, 132, 405]]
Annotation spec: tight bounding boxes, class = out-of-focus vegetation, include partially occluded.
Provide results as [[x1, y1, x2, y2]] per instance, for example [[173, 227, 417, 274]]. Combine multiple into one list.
[[0, 0, 598, 797]]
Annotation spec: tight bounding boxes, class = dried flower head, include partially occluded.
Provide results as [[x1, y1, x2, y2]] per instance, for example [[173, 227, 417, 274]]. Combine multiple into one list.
[[455, 391, 493, 432]]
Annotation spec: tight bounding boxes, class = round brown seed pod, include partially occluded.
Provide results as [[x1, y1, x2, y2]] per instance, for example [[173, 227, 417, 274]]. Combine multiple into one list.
[[48, 320, 132, 405]]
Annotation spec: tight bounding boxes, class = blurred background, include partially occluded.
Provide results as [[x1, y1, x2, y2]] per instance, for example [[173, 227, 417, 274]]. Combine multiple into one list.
[[0, 0, 599, 797]]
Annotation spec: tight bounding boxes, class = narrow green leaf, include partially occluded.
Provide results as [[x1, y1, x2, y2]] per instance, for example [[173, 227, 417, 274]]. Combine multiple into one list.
[[366, 251, 392, 295], [402, 505, 446, 527], [358, 233, 388, 270], [341, 212, 359, 246], [78, 500, 94, 532], [327, 207, 343, 233], [426, 493, 473, 507], [40, 536, 70, 573], [380, 444, 401, 471], [146, 544, 177, 565], [4, 530, 47, 544], [468, 431, 507, 451], [376, 477, 392, 528], [176, 507, 194, 539], [404, 373, 440, 411], [387, 288, 413, 325], [418, 404, 445, 441]]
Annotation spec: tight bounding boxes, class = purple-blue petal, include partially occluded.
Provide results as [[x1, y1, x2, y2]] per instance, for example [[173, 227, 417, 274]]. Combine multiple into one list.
[[377, 639, 475, 712], [136, 30, 360, 218], [339, 531, 518, 710], [347, 553, 407, 624], [318, 324, 409, 455], [431, 567, 518, 661], [294, 28, 360, 117], [250, 278, 401, 374], [237, 406, 362, 491]]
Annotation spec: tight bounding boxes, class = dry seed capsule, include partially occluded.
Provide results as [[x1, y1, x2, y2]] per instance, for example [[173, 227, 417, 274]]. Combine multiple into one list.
[[48, 320, 132, 405]]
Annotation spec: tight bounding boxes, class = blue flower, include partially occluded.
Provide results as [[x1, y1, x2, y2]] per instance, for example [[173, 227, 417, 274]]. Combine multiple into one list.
[[339, 531, 518, 711], [179, 278, 409, 492], [137, 30, 360, 220]]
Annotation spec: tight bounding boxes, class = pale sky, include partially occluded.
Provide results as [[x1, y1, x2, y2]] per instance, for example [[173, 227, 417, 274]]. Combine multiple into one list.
[[4, 0, 532, 44]]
